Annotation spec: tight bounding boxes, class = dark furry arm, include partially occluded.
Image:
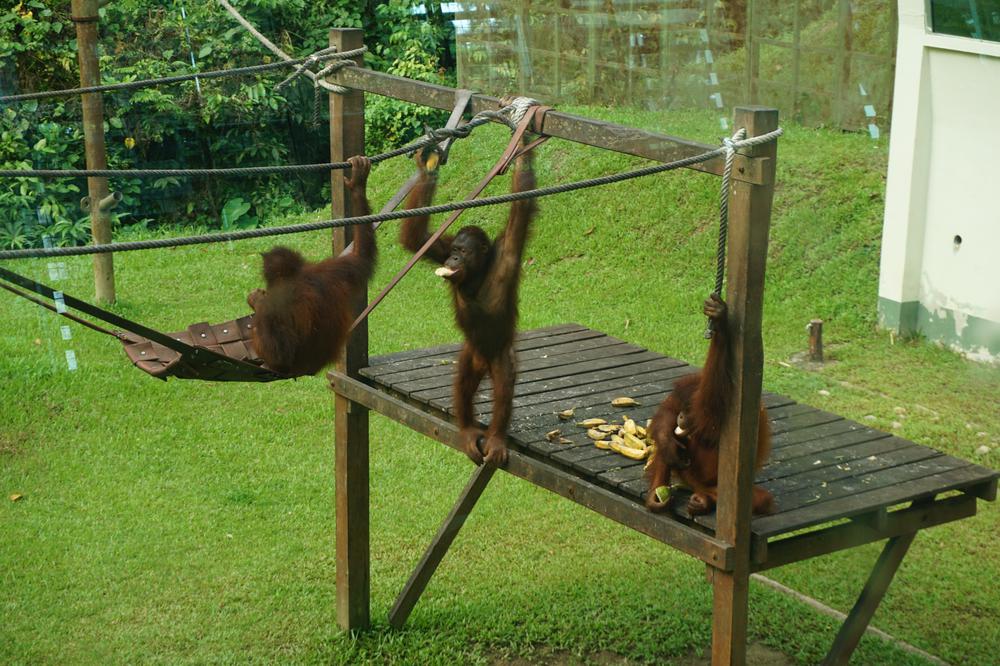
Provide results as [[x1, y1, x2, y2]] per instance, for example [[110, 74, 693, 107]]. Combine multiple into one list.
[[490, 148, 536, 286], [692, 295, 731, 438], [344, 156, 376, 283], [399, 167, 453, 265]]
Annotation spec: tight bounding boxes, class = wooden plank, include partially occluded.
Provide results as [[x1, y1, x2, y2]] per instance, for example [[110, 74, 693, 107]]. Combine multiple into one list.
[[761, 433, 899, 481], [599, 464, 647, 489], [388, 463, 497, 628], [770, 426, 890, 462], [763, 403, 815, 420], [711, 107, 779, 666], [365, 327, 602, 377], [376, 335, 636, 392], [755, 494, 977, 572], [763, 438, 923, 492], [765, 445, 942, 496], [469, 364, 692, 417], [770, 409, 844, 435], [368, 323, 583, 367], [329, 372, 735, 569], [397, 339, 651, 396], [329, 67, 769, 184], [771, 418, 867, 449], [820, 532, 915, 666], [576, 452, 645, 477], [766, 454, 963, 515], [483, 379, 677, 422], [426, 351, 682, 406], [330, 27, 370, 633], [754, 462, 997, 537]]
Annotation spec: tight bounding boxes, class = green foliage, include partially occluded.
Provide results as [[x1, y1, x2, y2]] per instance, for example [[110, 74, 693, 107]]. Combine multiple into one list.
[[0, 0, 455, 249]]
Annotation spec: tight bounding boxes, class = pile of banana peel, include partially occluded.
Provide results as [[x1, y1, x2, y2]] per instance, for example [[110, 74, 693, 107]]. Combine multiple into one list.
[[544, 397, 657, 466]]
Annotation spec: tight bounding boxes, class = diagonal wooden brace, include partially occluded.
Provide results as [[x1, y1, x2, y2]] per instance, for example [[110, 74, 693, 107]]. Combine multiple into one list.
[[388, 462, 498, 628], [819, 531, 917, 665]]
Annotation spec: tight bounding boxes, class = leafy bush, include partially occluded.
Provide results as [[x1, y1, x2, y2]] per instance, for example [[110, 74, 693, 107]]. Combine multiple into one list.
[[0, 0, 455, 249]]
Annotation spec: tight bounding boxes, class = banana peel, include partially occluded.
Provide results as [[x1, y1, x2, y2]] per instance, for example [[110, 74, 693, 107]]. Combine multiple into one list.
[[611, 397, 640, 408], [611, 439, 648, 460]]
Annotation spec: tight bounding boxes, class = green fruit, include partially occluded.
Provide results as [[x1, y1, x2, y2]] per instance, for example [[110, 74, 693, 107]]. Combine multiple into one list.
[[654, 485, 670, 503]]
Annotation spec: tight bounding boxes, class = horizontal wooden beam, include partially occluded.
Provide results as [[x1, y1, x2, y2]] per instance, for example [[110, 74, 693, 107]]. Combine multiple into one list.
[[329, 67, 769, 184], [329, 371, 734, 571], [753, 494, 976, 572]]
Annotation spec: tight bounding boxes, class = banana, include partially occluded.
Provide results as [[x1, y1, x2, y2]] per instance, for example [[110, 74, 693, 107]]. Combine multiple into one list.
[[597, 424, 620, 433], [623, 418, 637, 436], [587, 428, 606, 440], [594, 439, 612, 450], [578, 418, 607, 428], [545, 429, 562, 442], [624, 431, 647, 451], [612, 397, 640, 408], [611, 440, 648, 460], [557, 409, 575, 420]]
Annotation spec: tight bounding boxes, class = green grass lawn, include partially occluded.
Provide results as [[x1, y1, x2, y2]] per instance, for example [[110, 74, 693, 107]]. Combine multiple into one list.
[[1, 107, 997, 665]]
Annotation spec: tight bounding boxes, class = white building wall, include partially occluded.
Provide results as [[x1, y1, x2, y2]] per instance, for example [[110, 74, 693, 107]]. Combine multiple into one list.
[[878, 0, 1000, 362]]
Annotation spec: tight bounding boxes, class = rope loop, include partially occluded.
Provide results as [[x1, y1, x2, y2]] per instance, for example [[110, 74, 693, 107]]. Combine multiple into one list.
[[705, 127, 749, 339]]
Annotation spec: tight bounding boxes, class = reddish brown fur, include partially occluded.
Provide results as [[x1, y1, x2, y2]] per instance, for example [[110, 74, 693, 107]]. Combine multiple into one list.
[[247, 156, 375, 377], [400, 143, 537, 466], [645, 294, 775, 516]]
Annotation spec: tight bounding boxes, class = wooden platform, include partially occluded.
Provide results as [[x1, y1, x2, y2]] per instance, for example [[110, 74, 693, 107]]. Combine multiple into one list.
[[345, 323, 997, 568]]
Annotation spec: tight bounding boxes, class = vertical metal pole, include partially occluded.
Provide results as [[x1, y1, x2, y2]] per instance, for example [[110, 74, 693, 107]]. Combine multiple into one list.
[[71, 0, 114, 303], [744, 0, 757, 104], [587, 0, 598, 98], [792, 0, 801, 119], [710, 106, 779, 666], [835, 0, 853, 128], [329, 27, 370, 632]]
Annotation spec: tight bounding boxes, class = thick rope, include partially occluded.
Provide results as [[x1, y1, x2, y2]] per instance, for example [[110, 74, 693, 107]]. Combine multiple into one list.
[[706, 127, 747, 338], [0, 128, 783, 261], [0, 112, 499, 179], [0, 49, 363, 104], [216, 0, 346, 95]]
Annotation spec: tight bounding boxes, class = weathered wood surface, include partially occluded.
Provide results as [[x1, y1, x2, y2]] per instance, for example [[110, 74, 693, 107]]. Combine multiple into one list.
[[327, 67, 770, 184], [360, 325, 998, 546], [330, 27, 370, 632]]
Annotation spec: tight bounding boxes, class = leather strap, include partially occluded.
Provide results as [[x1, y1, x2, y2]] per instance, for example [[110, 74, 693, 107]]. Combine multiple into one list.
[[337, 89, 475, 259], [352, 101, 546, 330]]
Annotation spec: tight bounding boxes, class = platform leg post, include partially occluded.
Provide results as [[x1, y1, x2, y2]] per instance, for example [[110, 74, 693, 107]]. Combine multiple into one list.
[[329, 27, 370, 632], [710, 106, 779, 666], [820, 532, 916, 666], [389, 463, 497, 628]]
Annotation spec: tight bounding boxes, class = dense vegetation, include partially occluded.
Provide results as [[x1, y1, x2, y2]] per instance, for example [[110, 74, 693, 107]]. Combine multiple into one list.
[[0, 0, 454, 249]]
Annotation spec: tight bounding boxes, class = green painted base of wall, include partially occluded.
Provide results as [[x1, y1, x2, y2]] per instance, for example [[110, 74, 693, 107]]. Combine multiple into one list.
[[878, 297, 1000, 361]]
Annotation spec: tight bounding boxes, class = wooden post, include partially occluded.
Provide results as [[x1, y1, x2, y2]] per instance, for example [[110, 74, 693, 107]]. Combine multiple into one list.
[[820, 533, 917, 665], [71, 0, 115, 303], [710, 106, 778, 666], [329, 27, 370, 632], [834, 0, 853, 128], [808, 319, 824, 363]]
